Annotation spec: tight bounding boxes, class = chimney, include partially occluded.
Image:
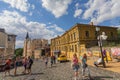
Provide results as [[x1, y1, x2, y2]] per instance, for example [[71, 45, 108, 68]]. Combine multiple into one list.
[[90, 22, 94, 26]]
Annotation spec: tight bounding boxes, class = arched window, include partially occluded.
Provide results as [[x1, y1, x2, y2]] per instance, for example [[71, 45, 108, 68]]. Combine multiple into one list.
[[110, 32, 113, 37], [85, 31, 89, 38]]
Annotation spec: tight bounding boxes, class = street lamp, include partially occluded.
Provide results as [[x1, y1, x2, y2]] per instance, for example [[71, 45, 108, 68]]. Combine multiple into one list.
[[96, 27, 107, 68]]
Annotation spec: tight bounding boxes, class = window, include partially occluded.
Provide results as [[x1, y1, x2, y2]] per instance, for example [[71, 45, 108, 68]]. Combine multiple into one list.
[[95, 31, 97, 38], [71, 34, 73, 41], [75, 45, 77, 52], [85, 31, 89, 38], [110, 32, 113, 37], [73, 32, 76, 40], [8, 36, 12, 41], [72, 45, 74, 52]]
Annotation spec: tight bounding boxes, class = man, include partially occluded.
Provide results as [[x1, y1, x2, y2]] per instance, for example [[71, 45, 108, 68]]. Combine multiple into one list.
[[102, 49, 108, 63], [27, 56, 33, 74], [4, 58, 11, 76]]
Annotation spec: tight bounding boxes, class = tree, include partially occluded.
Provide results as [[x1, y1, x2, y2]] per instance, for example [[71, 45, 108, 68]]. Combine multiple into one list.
[[117, 29, 120, 43], [15, 48, 23, 56]]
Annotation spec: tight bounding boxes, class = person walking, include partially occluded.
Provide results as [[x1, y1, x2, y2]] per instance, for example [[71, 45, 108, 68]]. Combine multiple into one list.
[[14, 57, 19, 76], [26, 56, 33, 74], [44, 56, 48, 68], [22, 57, 27, 74], [4, 58, 11, 76], [53, 55, 56, 64], [102, 49, 108, 63], [71, 53, 80, 80], [80, 53, 90, 78], [50, 56, 54, 67]]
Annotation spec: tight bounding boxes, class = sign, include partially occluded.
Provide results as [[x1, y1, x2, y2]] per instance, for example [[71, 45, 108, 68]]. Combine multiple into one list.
[[111, 48, 120, 56]]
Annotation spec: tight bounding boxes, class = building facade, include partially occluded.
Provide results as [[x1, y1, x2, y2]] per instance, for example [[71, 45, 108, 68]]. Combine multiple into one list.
[[23, 32, 50, 59], [0, 28, 16, 57], [50, 23, 118, 59]]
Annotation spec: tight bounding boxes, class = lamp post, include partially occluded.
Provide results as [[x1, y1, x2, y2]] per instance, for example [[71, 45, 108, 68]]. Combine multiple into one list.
[[96, 27, 107, 68]]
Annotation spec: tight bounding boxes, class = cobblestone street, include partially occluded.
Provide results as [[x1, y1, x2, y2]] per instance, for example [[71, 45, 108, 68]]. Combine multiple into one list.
[[0, 59, 120, 80]]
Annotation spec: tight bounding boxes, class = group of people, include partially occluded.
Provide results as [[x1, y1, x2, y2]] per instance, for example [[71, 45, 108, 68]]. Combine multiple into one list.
[[71, 49, 107, 80], [43, 55, 56, 68], [71, 53, 90, 80], [22, 56, 33, 75], [4, 56, 33, 76]]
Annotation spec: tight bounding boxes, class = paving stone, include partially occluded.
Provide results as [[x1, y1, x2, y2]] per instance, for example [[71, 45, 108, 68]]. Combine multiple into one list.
[[0, 59, 120, 80]]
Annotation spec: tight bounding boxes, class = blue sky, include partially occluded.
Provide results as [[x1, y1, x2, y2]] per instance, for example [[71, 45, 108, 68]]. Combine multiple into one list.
[[0, 0, 120, 48]]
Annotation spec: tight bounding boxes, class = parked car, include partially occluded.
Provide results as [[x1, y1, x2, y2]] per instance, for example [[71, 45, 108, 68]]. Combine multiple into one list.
[[57, 55, 67, 63]]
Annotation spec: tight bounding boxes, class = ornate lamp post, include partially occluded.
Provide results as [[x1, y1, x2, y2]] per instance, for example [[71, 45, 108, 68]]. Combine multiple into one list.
[[96, 27, 108, 68]]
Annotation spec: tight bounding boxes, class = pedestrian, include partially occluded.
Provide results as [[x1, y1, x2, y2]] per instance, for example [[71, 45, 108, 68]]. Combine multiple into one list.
[[14, 57, 19, 76], [80, 53, 90, 78], [50, 56, 54, 67], [102, 49, 108, 63], [4, 58, 11, 76], [53, 55, 56, 64], [44, 56, 48, 68], [22, 56, 27, 74], [26, 56, 33, 74], [71, 53, 80, 80]]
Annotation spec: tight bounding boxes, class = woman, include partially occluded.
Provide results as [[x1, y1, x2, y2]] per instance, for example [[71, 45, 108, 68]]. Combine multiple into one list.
[[22, 57, 27, 74], [44, 56, 48, 68], [72, 53, 79, 80], [80, 53, 88, 78]]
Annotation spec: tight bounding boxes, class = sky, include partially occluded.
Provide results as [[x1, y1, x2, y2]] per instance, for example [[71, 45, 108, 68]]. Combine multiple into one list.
[[0, 0, 120, 48]]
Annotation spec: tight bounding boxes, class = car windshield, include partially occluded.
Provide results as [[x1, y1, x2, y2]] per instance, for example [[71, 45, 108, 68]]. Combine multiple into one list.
[[61, 56, 65, 57]]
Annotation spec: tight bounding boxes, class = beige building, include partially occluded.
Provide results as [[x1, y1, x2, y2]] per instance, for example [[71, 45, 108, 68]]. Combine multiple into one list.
[[0, 28, 16, 57], [50, 23, 118, 59], [23, 32, 49, 59]]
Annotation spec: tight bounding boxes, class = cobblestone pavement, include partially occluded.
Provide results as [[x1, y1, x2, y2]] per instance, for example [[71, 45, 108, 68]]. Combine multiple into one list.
[[0, 59, 120, 80]]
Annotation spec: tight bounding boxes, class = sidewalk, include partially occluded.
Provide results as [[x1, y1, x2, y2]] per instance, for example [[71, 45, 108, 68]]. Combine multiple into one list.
[[87, 57, 120, 73]]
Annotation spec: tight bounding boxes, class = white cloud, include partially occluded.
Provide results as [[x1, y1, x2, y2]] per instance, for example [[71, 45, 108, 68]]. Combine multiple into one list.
[[0, 10, 65, 48], [41, 0, 72, 18], [2, 0, 30, 12], [83, 0, 120, 24], [31, 4, 35, 9], [47, 24, 65, 32], [74, 9, 82, 18], [75, 3, 79, 9], [74, 3, 82, 18]]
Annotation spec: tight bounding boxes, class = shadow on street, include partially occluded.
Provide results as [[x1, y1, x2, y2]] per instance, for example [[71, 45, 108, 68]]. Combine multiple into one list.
[[92, 76, 113, 80], [10, 72, 44, 77]]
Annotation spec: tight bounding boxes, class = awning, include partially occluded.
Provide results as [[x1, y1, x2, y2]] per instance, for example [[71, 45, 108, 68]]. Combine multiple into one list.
[[0, 46, 5, 49], [54, 50, 60, 53]]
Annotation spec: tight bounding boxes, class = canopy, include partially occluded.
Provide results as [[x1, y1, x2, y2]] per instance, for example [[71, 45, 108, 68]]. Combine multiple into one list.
[[54, 50, 60, 53]]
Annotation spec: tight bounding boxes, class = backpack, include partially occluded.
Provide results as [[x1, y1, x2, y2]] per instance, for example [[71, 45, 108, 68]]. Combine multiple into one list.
[[30, 59, 33, 65]]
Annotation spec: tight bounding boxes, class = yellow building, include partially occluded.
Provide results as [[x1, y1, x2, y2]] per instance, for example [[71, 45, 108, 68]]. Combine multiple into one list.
[[0, 28, 16, 57], [50, 23, 118, 59]]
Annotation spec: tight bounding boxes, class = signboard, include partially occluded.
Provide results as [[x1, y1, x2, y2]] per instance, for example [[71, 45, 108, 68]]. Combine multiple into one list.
[[111, 48, 120, 56]]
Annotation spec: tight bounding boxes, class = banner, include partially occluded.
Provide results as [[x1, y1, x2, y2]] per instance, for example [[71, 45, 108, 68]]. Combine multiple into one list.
[[111, 48, 120, 56]]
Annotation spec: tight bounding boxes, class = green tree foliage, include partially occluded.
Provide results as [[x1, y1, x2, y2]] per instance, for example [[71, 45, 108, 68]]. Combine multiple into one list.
[[15, 48, 23, 56], [117, 29, 120, 44], [118, 29, 120, 37]]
